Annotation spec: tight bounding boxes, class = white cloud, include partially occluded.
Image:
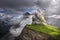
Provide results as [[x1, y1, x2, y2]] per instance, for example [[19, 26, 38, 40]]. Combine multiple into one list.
[[47, 15, 60, 19]]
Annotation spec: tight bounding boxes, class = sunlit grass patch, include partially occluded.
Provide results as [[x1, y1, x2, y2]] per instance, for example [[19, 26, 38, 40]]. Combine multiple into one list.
[[26, 24, 60, 39]]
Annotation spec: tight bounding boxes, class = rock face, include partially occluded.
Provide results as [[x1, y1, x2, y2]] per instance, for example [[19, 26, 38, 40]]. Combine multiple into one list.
[[15, 27, 54, 40]]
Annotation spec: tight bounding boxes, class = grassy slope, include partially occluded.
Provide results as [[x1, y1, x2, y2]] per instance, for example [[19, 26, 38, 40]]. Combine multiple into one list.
[[26, 24, 60, 39]]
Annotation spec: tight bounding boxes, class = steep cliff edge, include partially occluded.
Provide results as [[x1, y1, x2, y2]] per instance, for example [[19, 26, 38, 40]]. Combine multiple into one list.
[[15, 27, 54, 40], [15, 24, 60, 40]]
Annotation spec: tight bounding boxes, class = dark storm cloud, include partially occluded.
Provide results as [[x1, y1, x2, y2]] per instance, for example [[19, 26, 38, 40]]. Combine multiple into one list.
[[0, 0, 37, 8], [35, 0, 51, 10], [0, 0, 60, 15], [0, 0, 51, 10]]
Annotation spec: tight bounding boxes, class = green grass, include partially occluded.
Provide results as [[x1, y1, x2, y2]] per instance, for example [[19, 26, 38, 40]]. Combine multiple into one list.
[[26, 24, 60, 39]]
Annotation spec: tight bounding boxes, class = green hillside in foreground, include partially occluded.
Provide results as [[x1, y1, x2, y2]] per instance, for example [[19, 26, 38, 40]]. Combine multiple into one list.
[[26, 24, 60, 40]]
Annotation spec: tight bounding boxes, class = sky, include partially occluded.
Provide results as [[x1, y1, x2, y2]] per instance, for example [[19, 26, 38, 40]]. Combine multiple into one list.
[[0, 0, 50, 11], [0, 0, 60, 27], [0, 0, 60, 38], [0, 0, 59, 12]]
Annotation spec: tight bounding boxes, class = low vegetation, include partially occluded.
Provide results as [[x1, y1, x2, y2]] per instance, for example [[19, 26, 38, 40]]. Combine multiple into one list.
[[26, 10, 60, 40], [26, 24, 60, 40]]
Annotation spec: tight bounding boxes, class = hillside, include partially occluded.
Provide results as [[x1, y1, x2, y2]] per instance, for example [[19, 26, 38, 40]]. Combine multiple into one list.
[[15, 24, 60, 40], [15, 10, 60, 40]]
